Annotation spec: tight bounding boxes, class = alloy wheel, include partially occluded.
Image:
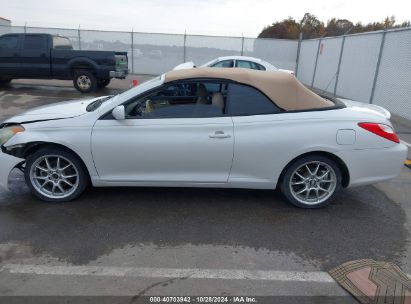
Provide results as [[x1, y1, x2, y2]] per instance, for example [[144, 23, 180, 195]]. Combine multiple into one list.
[[289, 161, 337, 205], [29, 155, 79, 199]]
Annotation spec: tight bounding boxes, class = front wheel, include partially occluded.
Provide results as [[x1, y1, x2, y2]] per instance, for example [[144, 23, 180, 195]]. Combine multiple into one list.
[[25, 147, 89, 202], [73, 70, 97, 93], [280, 155, 342, 208]]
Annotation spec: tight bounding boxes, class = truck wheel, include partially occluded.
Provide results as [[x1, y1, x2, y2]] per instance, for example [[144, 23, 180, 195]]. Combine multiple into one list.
[[73, 70, 97, 93], [97, 79, 111, 88], [0, 79, 12, 85]]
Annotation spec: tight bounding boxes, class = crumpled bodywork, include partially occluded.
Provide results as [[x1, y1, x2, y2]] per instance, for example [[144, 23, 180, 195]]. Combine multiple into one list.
[[0, 150, 24, 190]]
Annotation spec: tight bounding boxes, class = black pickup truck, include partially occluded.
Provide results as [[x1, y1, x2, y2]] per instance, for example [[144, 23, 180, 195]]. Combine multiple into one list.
[[0, 33, 128, 93]]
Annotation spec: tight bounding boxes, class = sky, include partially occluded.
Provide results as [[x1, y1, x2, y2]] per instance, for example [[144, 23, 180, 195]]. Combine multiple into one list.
[[1, 0, 410, 37]]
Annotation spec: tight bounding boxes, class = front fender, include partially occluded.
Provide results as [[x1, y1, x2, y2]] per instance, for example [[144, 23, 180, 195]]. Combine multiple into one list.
[[3, 130, 98, 177]]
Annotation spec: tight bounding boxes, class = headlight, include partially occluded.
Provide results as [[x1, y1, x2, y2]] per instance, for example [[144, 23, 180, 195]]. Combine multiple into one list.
[[0, 125, 25, 146]]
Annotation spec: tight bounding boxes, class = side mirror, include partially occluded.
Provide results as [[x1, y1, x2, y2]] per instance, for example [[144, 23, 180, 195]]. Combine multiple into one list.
[[112, 105, 125, 120]]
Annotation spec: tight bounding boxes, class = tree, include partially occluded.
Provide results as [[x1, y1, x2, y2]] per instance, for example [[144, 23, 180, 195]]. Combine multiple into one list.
[[325, 18, 354, 36], [259, 17, 300, 39], [300, 13, 325, 38], [258, 13, 410, 39]]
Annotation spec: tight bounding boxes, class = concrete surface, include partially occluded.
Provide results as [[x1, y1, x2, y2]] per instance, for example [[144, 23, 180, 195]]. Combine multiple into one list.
[[0, 78, 410, 301]]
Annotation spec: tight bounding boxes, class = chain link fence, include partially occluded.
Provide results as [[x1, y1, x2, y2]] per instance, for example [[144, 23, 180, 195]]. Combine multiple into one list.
[[0, 24, 297, 75], [1, 24, 411, 120], [297, 27, 411, 121]]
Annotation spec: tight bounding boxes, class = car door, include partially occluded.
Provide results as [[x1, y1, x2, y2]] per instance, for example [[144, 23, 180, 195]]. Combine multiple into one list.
[[20, 34, 50, 77], [227, 83, 284, 185], [0, 34, 22, 77], [91, 80, 234, 184]]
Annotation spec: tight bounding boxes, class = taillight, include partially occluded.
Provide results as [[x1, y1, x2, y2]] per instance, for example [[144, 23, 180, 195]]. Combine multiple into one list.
[[358, 122, 400, 143]]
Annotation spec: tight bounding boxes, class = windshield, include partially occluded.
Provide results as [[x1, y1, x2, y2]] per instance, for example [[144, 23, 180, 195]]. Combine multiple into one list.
[[109, 75, 162, 99], [87, 76, 163, 112], [200, 59, 218, 67]]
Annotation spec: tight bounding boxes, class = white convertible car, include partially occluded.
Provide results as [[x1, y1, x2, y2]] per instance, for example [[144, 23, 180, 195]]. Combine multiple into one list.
[[0, 68, 407, 208]]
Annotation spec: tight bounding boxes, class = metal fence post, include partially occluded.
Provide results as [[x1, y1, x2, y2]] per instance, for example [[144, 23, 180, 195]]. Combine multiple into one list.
[[131, 28, 134, 74], [24, 22, 27, 33], [311, 38, 322, 87], [183, 31, 187, 62], [78, 25, 81, 50], [241, 35, 245, 56], [369, 30, 387, 104], [333, 35, 346, 96], [295, 32, 302, 77]]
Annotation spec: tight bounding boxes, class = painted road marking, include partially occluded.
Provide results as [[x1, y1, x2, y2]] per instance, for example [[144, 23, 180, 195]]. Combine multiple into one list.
[[2, 264, 410, 282], [0, 264, 337, 282], [401, 140, 411, 148]]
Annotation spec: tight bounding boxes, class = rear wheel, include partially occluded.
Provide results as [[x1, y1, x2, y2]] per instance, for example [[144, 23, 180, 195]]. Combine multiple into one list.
[[73, 70, 97, 93], [97, 79, 111, 88], [25, 147, 89, 202], [280, 155, 342, 208]]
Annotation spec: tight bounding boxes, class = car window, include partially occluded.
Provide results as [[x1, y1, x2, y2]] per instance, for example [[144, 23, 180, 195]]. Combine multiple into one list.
[[0, 35, 19, 50], [227, 83, 282, 116], [53, 36, 73, 50], [23, 35, 47, 50], [211, 60, 234, 68], [125, 81, 228, 119], [236, 60, 252, 69], [236, 60, 265, 70], [255, 62, 266, 70]]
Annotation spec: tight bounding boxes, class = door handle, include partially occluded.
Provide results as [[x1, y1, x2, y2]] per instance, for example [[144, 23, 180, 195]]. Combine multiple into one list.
[[209, 131, 231, 139]]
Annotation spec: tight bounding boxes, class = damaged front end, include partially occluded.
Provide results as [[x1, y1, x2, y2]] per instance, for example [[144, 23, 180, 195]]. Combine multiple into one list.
[[0, 124, 26, 190]]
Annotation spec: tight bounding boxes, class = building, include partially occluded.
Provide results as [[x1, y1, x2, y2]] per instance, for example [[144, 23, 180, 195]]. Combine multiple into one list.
[[0, 17, 11, 27]]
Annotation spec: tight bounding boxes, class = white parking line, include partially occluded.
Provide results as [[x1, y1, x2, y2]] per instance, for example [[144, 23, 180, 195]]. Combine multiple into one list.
[[1, 264, 336, 283], [401, 140, 411, 148]]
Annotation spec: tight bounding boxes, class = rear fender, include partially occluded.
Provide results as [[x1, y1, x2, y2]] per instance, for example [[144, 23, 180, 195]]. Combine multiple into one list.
[[68, 57, 99, 74]]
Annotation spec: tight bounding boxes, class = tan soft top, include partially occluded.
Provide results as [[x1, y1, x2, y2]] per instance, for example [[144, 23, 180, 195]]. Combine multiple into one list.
[[165, 68, 334, 111]]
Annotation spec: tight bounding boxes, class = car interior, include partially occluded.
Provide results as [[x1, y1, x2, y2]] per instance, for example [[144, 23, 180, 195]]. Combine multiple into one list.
[[125, 81, 229, 118]]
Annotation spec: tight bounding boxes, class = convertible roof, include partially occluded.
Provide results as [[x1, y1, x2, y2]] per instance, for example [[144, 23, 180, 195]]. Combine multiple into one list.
[[164, 68, 334, 111]]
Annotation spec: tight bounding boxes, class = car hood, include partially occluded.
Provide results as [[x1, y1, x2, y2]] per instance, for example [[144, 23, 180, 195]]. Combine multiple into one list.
[[2, 96, 108, 124]]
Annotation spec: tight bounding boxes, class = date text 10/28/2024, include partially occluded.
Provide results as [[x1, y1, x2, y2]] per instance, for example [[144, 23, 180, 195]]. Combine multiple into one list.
[[149, 296, 258, 303]]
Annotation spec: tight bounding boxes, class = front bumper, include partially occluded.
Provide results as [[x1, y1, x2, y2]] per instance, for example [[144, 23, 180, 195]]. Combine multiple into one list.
[[109, 69, 129, 79], [0, 149, 24, 190], [336, 143, 408, 187]]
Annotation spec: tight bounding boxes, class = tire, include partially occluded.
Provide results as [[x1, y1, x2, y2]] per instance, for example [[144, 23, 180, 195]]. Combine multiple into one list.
[[24, 147, 89, 202], [97, 79, 111, 88], [280, 155, 342, 209], [0, 78, 12, 85], [73, 70, 97, 93]]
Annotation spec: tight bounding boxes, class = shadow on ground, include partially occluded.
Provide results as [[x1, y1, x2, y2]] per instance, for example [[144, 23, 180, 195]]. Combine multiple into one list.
[[0, 174, 408, 270]]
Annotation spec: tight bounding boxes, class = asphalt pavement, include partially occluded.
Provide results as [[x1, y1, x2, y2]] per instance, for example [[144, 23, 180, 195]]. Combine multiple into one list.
[[0, 78, 410, 302]]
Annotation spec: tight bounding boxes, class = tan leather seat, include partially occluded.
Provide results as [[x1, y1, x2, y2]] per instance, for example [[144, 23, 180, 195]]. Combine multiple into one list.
[[197, 84, 209, 104], [145, 100, 155, 113], [211, 92, 224, 109]]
